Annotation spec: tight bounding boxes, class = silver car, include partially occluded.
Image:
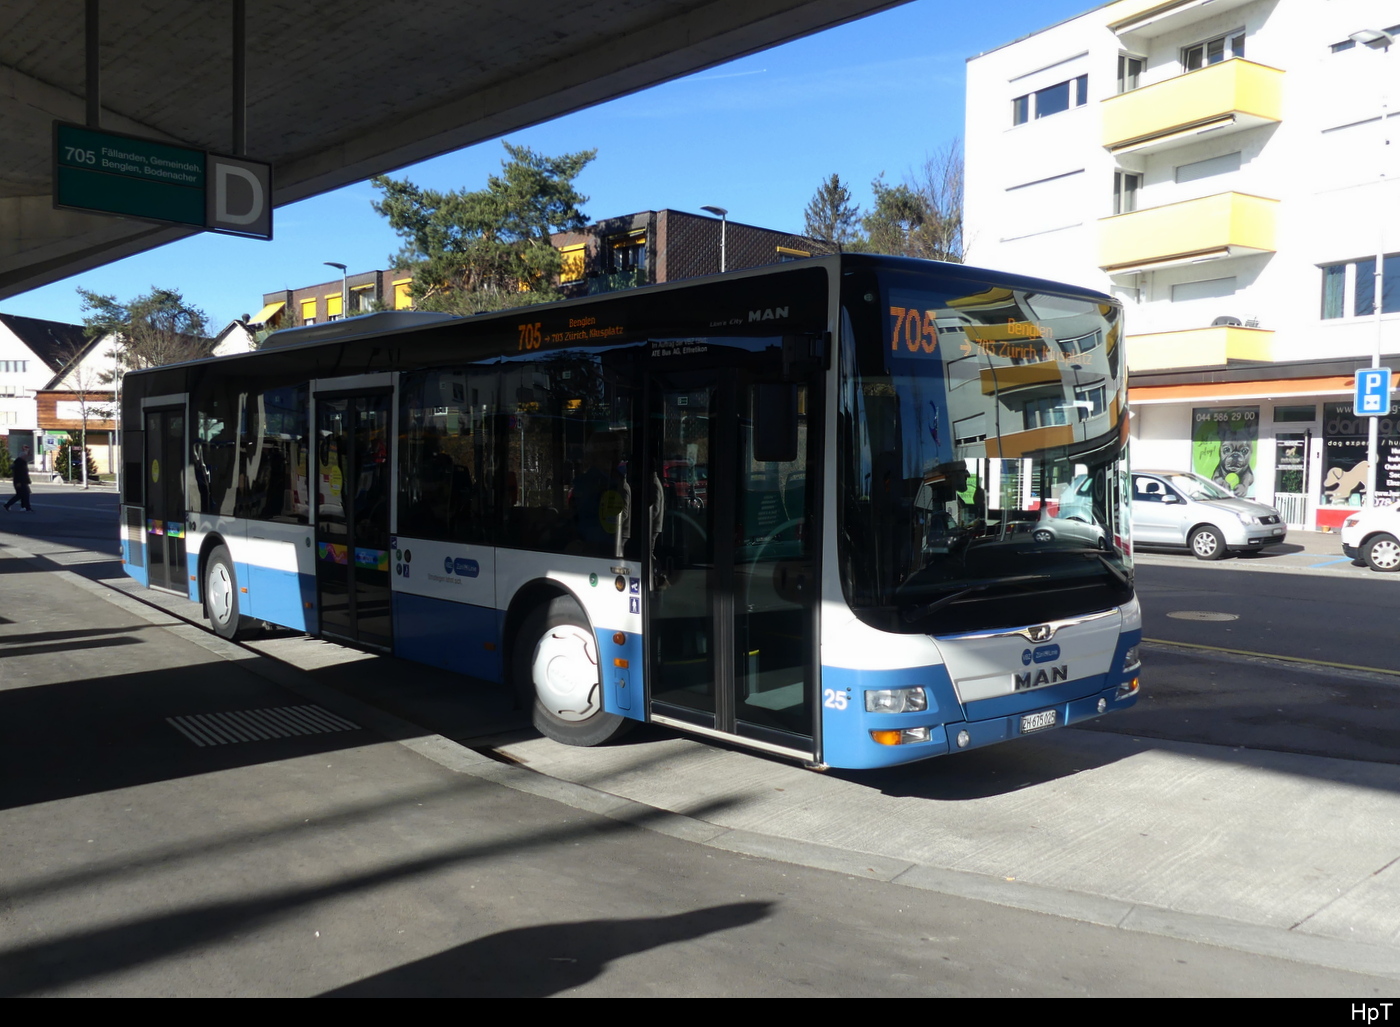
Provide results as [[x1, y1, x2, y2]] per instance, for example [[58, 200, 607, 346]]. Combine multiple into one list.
[[1131, 470, 1287, 560]]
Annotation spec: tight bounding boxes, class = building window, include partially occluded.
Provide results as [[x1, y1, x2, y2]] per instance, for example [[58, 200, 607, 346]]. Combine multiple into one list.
[[1321, 256, 1400, 319], [607, 233, 646, 274], [1116, 54, 1143, 94], [351, 286, 376, 313], [300, 298, 317, 324], [776, 246, 811, 263], [393, 279, 413, 310], [1112, 171, 1141, 214], [1012, 75, 1088, 126], [1076, 384, 1106, 419], [1183, 31, 1244, 71], [559, 244, 585, 284], [326, 293, 343, 321], [1023, 394, 1069, 429], [0, 360, 29, 373], [1321, 263, 1346, 319], [1274, 405, 1316, 423]]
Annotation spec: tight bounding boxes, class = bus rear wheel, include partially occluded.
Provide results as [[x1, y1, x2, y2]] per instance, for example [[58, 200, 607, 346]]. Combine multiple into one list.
[[205, 544, 255, 641], [515, 597, 631, 747]]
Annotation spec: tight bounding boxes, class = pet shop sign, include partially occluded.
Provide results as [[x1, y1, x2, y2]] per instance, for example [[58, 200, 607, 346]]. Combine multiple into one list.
[[1192, 407, 1258, 498]]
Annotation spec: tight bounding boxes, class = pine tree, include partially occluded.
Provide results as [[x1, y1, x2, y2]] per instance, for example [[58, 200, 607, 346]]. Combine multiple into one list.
[[372, 142, 596, 314], [802, 173, 862, 248]]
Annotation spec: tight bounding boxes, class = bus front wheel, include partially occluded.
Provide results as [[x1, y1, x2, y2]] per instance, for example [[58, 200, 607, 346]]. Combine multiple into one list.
[[205, 545, 254, 641], [515, 597, 631, 747]]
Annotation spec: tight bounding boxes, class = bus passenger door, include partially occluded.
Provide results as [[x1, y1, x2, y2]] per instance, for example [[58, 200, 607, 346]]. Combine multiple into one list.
[[646, 369, 817, 757], [314, 390, 393, 649], [144, 405, 188, 593]]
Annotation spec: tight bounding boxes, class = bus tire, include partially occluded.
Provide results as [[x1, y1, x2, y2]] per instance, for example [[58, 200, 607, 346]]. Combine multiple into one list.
[[515, 597, 631, 747], [205, 545, 254, 641]]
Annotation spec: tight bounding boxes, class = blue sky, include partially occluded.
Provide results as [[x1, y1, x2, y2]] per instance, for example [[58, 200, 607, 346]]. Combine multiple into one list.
[[2, 0, 1095, 328]]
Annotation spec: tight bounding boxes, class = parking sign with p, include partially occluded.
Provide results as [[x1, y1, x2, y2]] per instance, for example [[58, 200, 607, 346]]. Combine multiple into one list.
[[1355, 367, 1392, 416]]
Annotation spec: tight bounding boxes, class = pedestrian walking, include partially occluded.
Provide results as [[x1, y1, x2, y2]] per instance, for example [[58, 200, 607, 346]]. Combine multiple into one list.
[[4, 455, 32, 512]]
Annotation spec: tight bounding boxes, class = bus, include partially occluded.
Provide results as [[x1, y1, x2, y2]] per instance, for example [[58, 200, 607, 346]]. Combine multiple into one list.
[[119, 253, 1140, 770]]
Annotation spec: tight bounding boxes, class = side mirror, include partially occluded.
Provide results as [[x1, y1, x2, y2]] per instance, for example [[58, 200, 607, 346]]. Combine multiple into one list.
[[1162, 494, 1180, 504]]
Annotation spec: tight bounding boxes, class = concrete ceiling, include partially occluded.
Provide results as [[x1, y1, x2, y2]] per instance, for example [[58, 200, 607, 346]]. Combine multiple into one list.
[[0, 0, 904, 300]]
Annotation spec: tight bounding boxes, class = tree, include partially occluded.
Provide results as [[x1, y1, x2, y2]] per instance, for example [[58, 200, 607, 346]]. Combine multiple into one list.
[[372, 142, 596, 315], [56, 441, 98, 482], [803, 173, 862, 249], [861, 140, 964, 263], [55, 337, 113, 489], [79, 287, 213, 373]]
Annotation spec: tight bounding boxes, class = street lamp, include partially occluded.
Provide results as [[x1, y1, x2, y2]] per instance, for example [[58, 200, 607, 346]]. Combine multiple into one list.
[[701, 206, 728, 273], [324, 261, 348, 321], [1348, 29, 1393, 506]]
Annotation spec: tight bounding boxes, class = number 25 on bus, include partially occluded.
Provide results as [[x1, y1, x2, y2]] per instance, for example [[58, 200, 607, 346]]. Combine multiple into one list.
[[119, 253, 1140, 770]]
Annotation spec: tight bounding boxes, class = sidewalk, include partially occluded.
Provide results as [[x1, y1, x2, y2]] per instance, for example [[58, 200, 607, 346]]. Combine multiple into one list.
[[1134, 528, 1383, 578]]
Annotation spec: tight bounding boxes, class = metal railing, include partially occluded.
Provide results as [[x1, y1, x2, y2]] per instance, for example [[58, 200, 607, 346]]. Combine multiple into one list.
[[1273, 492, 1309, 528]]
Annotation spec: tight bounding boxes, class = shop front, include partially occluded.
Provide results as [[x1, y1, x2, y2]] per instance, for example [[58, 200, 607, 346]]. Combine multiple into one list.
[[1128, 363, 1383, 531]]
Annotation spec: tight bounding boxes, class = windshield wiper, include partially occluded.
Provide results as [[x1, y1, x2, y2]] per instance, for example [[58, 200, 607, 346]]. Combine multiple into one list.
[[899, 584, 991, 624], [1093, 553, 1132, 589]]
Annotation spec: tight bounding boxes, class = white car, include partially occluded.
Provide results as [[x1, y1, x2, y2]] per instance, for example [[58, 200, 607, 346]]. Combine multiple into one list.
[[1342, 504, 1400, 572]]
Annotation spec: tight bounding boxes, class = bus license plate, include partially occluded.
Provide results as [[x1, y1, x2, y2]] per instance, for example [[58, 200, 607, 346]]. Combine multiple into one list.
[[1019, 709, 1057, 734]]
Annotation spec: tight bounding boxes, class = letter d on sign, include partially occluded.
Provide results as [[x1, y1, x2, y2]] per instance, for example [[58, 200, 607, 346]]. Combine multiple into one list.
[[205, 154, 272, 239]]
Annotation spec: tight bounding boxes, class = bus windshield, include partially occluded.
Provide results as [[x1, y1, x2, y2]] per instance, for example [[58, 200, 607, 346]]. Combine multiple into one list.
[[838, 268, 1133, 634]]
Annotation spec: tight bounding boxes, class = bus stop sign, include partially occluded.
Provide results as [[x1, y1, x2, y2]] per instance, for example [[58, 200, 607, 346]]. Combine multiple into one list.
[[1355, 367, 1392, 416], [54, 122, 272, 240]]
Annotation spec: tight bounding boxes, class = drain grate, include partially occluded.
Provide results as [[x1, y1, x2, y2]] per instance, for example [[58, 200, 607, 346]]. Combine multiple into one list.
[[167, 705, 361, 747]]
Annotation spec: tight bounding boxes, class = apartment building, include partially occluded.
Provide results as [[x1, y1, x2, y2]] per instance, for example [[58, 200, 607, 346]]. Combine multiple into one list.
[[253, 209, 819, 328], [966, 0, 1399, 527], [0, 312, 117, 473], [251, 268, 413, 335]]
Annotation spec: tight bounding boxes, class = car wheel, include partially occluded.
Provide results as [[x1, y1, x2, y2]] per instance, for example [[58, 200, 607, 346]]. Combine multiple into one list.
[[1362, 533, 1400, 573], [1189, 525, 1226, 561], [204, 544, 255, 640], [514, 596, 631, 746], [1032, 529, 1053, 542]]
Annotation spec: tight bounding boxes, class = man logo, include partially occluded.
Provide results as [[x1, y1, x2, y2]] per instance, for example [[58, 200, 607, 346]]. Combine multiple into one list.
[[1025, 624, 1056, 643], [748, 307, 789, 322], [1014, 665, 1068, 691]]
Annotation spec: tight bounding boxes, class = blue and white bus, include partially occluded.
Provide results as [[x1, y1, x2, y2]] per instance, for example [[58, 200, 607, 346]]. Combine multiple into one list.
[[120, 253, 1140, 770]]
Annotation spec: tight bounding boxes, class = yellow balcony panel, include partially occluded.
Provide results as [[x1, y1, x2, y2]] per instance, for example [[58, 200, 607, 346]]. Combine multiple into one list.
[[1126, 326, 1276, 372], [986, 423, 1075, 459], [1099, 192, 1277, 272], [1102, 59, 1283, 154], [979, 360, 1063, 394]]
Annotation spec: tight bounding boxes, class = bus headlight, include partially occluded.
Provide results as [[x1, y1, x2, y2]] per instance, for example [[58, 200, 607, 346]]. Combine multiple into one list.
[[1122, 645, 1141, 672], [865, 686, 928, 714]]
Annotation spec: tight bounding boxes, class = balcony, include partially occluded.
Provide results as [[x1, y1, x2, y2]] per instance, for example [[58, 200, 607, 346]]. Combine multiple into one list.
[[1126, 325, 1276, 372], [1108, 0, 1259, 39], [1099, 191, 1277, 273], [586, 269, 646, 295], [1102, 59, 1283, 155]]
